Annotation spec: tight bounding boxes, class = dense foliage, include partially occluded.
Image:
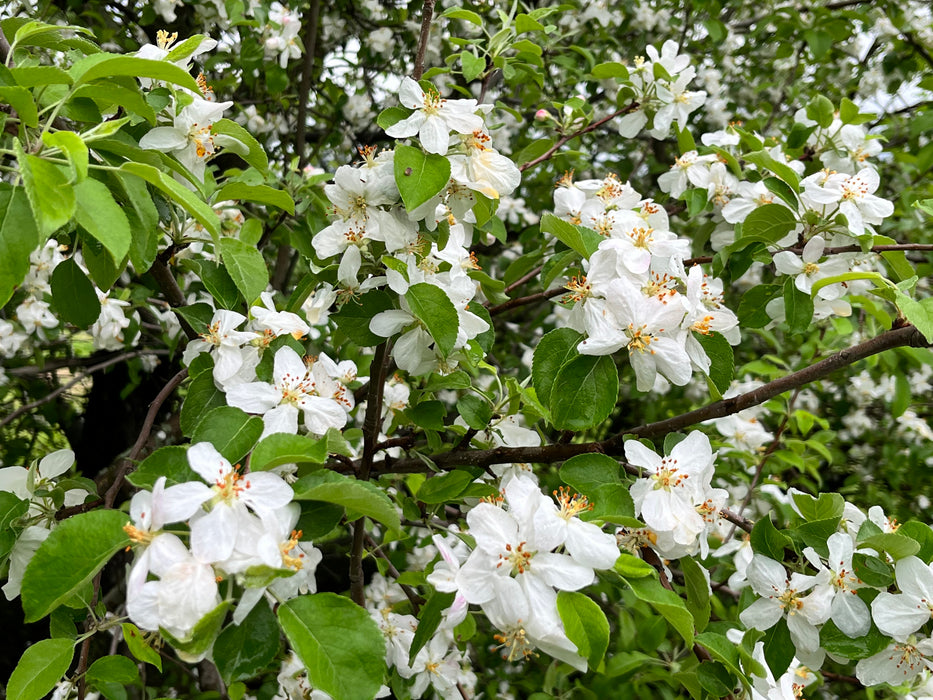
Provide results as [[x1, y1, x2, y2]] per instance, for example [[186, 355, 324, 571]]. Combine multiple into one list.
[[1, 0, 932, 698]]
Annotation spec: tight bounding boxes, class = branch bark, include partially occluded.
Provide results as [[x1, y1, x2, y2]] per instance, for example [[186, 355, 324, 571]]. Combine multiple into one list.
[[412, 0, 437, 80], [356, 324, 929, 475]]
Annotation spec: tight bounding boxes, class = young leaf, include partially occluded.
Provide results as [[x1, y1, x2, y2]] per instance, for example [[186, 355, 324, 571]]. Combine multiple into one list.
[[292, 471, 401, 532], [0, 185, 42, 307], [50, 257, 101, 328], [220, 237, 269, 304], [405, 282, 459, 357], [549, 355, 618, 431], [6, 638, 75, 700], [278, 594, 387, 700], [557, 590, 610, 670], [21, 510, 130, 622]]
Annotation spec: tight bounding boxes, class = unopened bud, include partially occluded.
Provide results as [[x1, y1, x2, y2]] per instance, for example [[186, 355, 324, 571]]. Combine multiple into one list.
[[535, 109, 550, 122]]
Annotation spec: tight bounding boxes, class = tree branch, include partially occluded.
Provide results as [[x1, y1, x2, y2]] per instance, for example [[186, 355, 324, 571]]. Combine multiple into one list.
[[519, 104, 637, 173], [357, 324, 929, 475], [412, 0, 437, 80], [0, 351, 165, 430], [294, 0, 321, 167], [350, 341, 393, 606]]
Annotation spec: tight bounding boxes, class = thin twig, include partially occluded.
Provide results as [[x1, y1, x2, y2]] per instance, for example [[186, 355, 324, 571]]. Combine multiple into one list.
[[103, 367, 189, 508], [0, 351, 163, 429], [488, 287, 564, 316], [412, 0, 437, 80], [519, 104, 637, 173]]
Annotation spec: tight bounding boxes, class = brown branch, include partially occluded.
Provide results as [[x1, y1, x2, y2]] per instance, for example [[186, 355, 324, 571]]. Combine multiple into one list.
[[6, 348, 170, 376], [358, 324, 929, 475], [350, 341, 393, 606], [103, 367, 189, 508], [294, 0, 320, 166], [519, 104, 637, 173], [488, 287, 564, 316], [412, 0, 436, 80], [502, 265, 543, 296], [149, 258, 199, 341], [0, 351, 164, 429]]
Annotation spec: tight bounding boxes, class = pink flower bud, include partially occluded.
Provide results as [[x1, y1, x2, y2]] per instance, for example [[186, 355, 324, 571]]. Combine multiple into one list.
[[534, 109, 550, 122]]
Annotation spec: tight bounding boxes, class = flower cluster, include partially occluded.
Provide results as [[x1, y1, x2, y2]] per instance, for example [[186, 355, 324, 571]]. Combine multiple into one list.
[[551, 172, 739, 391], [123, 443, 321, 643], [428, 475, 620, 671]]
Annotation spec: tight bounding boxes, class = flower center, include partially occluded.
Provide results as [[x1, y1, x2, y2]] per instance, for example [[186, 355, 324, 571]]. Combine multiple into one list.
[[627, 324, 658, 354], [493, 624, 537, 662], [499, 541, 534, 575], [554, 487, 592, 520]]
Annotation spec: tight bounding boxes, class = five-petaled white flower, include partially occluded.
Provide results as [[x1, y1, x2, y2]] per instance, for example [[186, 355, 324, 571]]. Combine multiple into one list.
[[385, 77, 484, 155]]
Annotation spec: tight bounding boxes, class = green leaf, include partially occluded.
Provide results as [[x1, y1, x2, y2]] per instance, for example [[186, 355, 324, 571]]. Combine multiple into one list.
[[394, 145, 451, 212], [549, 355, 618, 431], [557, 590, 610, 670], [72, 83, 156, 125], [750, 515, 792, 560], [456, 394, 492, 430], [695, 632, 746, 686], [806, 94, 835, 129], [441, 8, 483, 25], [50, 257, 101, 328], [737, 284, 782, 329], [15, 140, 75, 237], [250, 433, 328, 471], [408, 591, 456, 666], [211, 118, 269, 173], [86, 655, 139, 687], [179, 370, 227, 436], [119, 162, 220, 239], [21, 510, 130, 622], [191, 406, 264, 464], [215, 600, 280, 684], [0, 86, 38, 127], [461, 51, 485, 82], [11, 66, 73, 87], [560, 453, 633, 521], [0, 185, 42, 306], [181, 258, 240, 309], [895, 293, 933, 343], [6, 638, 75, 700], [783, 277, 813, 334], [695, 332, 733, 394], [742, 151, 801, 190], [220, 237, 269, 305], [73, 56, 200, 93], [852, 553, 894, 587], [405, 282, 459, 357], [539, 213, 601, 259], [74, 176, 132, 265], [899, 521, 933, 563], [278, 593, 387, 700], [791, 491, 844, 521], [623, 575, 695, 647], [762, 618, 794, 679], [613, 553, 655, 578], [590, 61, 629, 80], [121, 623, 162, 671], [41, 131, 88, 182], [861, 533, 920, 560], [332, 290, 395, 347], [741, 203, 797, 245], [681, 557, 711, 633], [215, 183, 294, 214], [126, 445, 199, 488], [819, 618, 889, 660], [417, 469, 477, 504], [293, 471, 400, 532], [376, 107, 409, 131], [112, 173, 159, 272], [532, 328, 583, 408]]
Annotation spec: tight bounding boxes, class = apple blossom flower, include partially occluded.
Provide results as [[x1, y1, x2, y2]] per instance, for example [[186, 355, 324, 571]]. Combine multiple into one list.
[[740, 555, 833, 654], [138, 95, 234, 181], [385, 77, 484, 155], [856, 637, 933, 687], [226, 345, 351, 438]]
